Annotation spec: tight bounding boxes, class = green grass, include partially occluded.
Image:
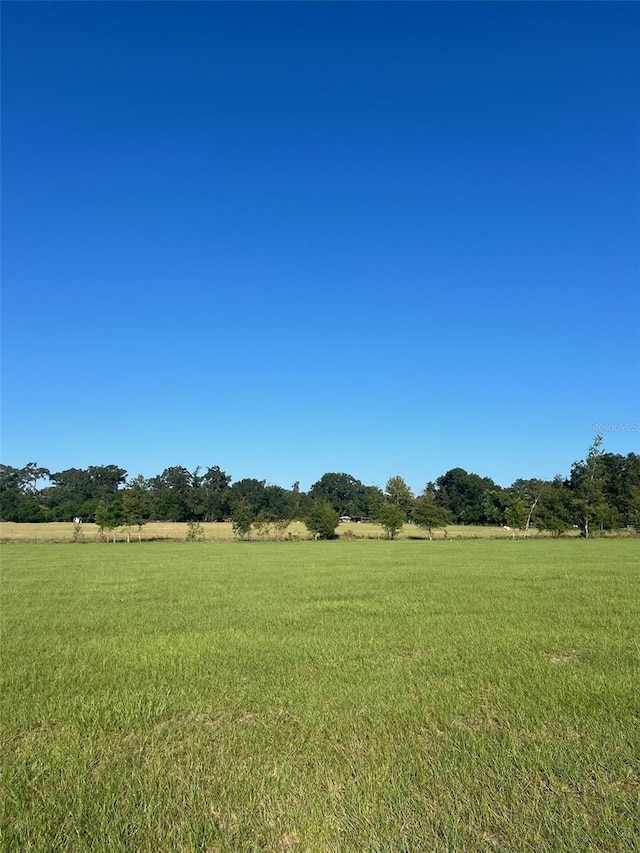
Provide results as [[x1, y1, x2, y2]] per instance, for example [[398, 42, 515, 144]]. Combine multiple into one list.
[[2, 540, 638, 852]]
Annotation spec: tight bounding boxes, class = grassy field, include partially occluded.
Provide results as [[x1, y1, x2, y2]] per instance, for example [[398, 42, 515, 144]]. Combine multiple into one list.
[[1, 540, 638, 852], [0, 520, 587, 543]]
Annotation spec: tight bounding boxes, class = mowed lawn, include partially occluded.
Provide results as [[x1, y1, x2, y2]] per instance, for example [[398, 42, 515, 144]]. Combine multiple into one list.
[[1, 541, 638, 853]]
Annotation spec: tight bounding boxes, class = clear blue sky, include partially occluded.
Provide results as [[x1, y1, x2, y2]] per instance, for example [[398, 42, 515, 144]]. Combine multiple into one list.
[[2, 2, 639, 492]]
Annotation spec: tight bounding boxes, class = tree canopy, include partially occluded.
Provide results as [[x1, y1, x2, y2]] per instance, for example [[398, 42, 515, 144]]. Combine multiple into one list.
[[1, 438, 638, 537]]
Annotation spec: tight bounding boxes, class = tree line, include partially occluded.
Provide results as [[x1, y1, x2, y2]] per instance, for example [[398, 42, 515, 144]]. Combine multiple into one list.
[[1, 437, 638, 539]]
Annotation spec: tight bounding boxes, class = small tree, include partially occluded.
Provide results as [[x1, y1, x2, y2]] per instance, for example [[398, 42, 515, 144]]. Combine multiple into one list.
[[72, 518, 83, 543], [413, 493, 451, 540], [252, 513, 272, 539], [385, 476, 415, 521], [231, 500, 255, 540], [504, 496, 527, 537], [122, 476, 151, 541], [95, 499, 122, 543], [186, 520, 205, 541], [306, 501, 339, 540], [373, 502, 405, 539], [272, 518, 291, 541]]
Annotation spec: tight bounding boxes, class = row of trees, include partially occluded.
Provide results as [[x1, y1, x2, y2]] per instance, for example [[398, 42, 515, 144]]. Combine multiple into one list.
[[1, 438, 639, 539]]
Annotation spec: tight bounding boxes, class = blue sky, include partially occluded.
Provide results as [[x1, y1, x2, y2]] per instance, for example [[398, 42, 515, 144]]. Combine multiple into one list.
[[2, 2, 639, 492]]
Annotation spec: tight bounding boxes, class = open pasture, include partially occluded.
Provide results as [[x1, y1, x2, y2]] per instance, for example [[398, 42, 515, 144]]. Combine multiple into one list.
[[2, 540, 638, 852], [0, 521, 584, 543]]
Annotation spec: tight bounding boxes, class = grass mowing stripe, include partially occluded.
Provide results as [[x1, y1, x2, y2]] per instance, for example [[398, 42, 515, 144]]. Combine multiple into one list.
[[1, 540, 638, 852]]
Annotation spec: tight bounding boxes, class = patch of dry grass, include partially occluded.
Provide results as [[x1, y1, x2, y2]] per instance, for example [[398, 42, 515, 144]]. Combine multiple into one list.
[[0, 520, 584, 544]]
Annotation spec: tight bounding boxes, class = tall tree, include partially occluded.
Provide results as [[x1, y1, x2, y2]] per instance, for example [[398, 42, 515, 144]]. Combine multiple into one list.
[[435, 468, 496, 524], [481, 488, 508, 525], [122, 475, 152, 540], [0, 465, 28, 520], [198, 465, 231, 521], [149, 466, 196, 521], [229, 479, 268, 518], [261, 485, 295, 521], [20, 463, 50, 496], [570, 435, 610, 538], [309, 473, 369, 517], [598, 452, 640, 529], [48, 465, 127, 521], [535, 477, 573, 537], [510, 478, 547, 535], [385, 476, 415, 521]]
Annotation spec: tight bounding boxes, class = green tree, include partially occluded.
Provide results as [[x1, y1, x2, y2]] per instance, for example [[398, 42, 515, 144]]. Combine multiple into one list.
[[0, 464, 50, 521], [149, 466, 196, 521], [122, 475, 152, 541], [626, 482, 640, 531], [72, 517, 83, 543], [262, 485, 295, 522], [373, 501, 405, 539], [21, 462, 50, 497], [48, 465, 126, 521], [229, 479, 268, 519], [598, 451, 640, 530], [272, 518, 292, 541], [197, 465, 231, 521], [309, 473, 369, 517], [510, 477, 547, 535], [364, 484, 385, 518], [535, 478, 573, 537], [94, 499, 123, 542], [306, 501, 340, 539], [231, 500, 255, 540], [385, 476, 415, 521], [186, 520, 205, 541], [504, 495, 527, 536], [435, 468, 496, 524], [0, 465, 22, 520], [570, 435, 610, 538], [413, 491, 451, 539], [252, 513, 273, 539], [481, 488, 508, 525]]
